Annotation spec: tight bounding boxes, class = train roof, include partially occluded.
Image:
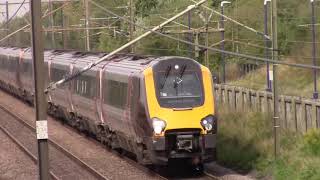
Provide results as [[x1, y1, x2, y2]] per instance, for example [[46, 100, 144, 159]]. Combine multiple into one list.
[[0, 47, 199, 74]]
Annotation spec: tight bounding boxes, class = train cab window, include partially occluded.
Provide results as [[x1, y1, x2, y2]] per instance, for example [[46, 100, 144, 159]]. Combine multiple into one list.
[[104, 80, 128, 109], [156, 72, 204, 108]]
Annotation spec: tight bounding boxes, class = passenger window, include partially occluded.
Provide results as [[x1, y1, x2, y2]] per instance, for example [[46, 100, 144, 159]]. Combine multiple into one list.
[[52, 67, 66, 82], [9, 57, 18, 72], [104, 80, 127, 109], [0, 55, 4, 69], [74, 74, 96, 99]]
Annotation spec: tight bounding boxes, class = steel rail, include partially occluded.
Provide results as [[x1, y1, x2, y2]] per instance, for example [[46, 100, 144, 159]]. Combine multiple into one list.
[[203, 171, 220, 180], [0, 119, 60, 180], [53, 120, 168, 180], [1, 99, 168, 180], [0, 103, 108, 180], [111, 149, 168, 180], [0, 88, 219, 180]]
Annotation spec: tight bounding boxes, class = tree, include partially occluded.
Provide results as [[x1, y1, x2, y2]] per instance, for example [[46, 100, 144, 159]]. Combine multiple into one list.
[[135, 0, 158, 17], [211, 0, 220, 7]]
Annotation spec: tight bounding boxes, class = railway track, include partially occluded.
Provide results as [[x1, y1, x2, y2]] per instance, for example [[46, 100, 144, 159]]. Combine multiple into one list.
[[203, 171, 219, 180], [0, 123, 60, 180], [0, 104, 107, 180], [0, 92, 219, 180], [56, 124, 219, 180]]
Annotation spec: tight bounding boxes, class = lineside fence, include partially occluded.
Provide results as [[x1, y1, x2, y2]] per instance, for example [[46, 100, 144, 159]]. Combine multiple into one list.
[[214, 84, 320, 133]]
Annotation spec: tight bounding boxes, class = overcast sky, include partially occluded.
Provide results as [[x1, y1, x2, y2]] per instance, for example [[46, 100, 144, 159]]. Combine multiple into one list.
[[0, 0, 29, 22]]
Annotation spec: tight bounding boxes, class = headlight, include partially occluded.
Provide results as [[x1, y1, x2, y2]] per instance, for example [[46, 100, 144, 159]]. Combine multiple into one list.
[[201, 115, 217, 132], [152, 118, 166, 135]]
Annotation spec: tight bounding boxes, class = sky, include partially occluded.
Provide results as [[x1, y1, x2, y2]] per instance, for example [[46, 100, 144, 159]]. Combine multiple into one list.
[[0, 0, 63, 22], [0, 0, 29, 22]]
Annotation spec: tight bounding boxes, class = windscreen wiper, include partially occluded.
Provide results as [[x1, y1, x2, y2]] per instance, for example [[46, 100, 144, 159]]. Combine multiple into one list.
[[179, 64, 187, 78], [160, 65, 172, 89], [174, 65, 187, 88]]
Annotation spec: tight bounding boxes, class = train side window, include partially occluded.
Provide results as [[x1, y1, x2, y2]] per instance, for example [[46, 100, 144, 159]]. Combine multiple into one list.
[[104, 80, 128, 109], [74, 74, 96, 99], [7, 57, 18, 72], [2, 57, 7, 70], [8, 57, 15, 72], [51, 67, 66, 82], [24, 61, 33, 76], [0, 55, 4, 69], [51, 67, 67, 89]]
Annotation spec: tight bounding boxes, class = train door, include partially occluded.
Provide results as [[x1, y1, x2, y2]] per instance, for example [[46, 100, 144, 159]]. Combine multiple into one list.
[[16, 49, 25, 90], [71, 64, 99, 133], [68, 63, 75, 113], [102, 71, 129, 133], [96, 67, 106, 125], [126, 74, 142, 138], [50, 62, 70, 112], [7, 54, 19, 88], [0, 53, 8, 85]]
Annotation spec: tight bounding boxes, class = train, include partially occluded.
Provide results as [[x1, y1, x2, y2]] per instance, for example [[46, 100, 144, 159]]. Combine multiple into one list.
[[0, 46, 217, 169]]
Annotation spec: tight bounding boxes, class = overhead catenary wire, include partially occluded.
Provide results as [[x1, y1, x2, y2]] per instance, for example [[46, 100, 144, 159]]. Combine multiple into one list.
[[45, 0, 209, 93], [0, 2, 71, 43], [45, 0, 320, 94], [233, 38, 320, 44], [189, 0, 271, 40], [89, 0, 320, 70], [225, 39, 271, 50], [0, 0, 26, 30]]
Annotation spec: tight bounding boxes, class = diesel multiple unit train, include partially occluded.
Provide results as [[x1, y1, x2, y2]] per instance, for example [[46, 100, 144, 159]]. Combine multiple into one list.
[[0, 46, 217, 168]]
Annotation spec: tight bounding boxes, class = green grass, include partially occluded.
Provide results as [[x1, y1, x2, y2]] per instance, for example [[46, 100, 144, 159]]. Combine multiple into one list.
[[230, 60, 319, 98], [217, 107, 320, 179]]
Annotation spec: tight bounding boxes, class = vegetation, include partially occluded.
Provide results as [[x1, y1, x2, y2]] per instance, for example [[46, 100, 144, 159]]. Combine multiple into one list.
[[231, 63, 318, 97], [218, 107, 320, 179], [2, 1, 320, 178], [1, 0, 315, 71]]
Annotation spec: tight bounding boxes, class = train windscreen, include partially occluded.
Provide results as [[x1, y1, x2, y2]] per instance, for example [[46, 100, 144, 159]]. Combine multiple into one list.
[[156, 71, 204, 108]]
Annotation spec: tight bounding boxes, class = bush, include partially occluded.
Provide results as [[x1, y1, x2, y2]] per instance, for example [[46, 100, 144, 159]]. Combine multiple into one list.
[[217, 108, 273, 173], [217, 107, 320, 179], [302, 129, 320, 156]]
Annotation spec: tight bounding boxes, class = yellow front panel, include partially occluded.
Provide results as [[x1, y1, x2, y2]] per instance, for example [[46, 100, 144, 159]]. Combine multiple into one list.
[[144, 66, 215, 135]]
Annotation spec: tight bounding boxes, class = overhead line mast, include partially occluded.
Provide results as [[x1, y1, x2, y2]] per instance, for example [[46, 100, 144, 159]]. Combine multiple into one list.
[[45, 0, 320, 93], [30, 1, 50, 179], [272, 0, 280, 159], [45, 0, 209, 92], [85, 0, 90, 51], [5, 0, 8, 46]]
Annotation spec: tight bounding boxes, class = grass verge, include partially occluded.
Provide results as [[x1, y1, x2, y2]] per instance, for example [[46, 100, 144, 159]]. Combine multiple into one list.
[[217, 107, 320, 179]]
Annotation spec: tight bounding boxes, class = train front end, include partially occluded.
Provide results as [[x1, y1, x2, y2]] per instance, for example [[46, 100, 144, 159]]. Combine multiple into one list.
[[144, 57, 217, 166]]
